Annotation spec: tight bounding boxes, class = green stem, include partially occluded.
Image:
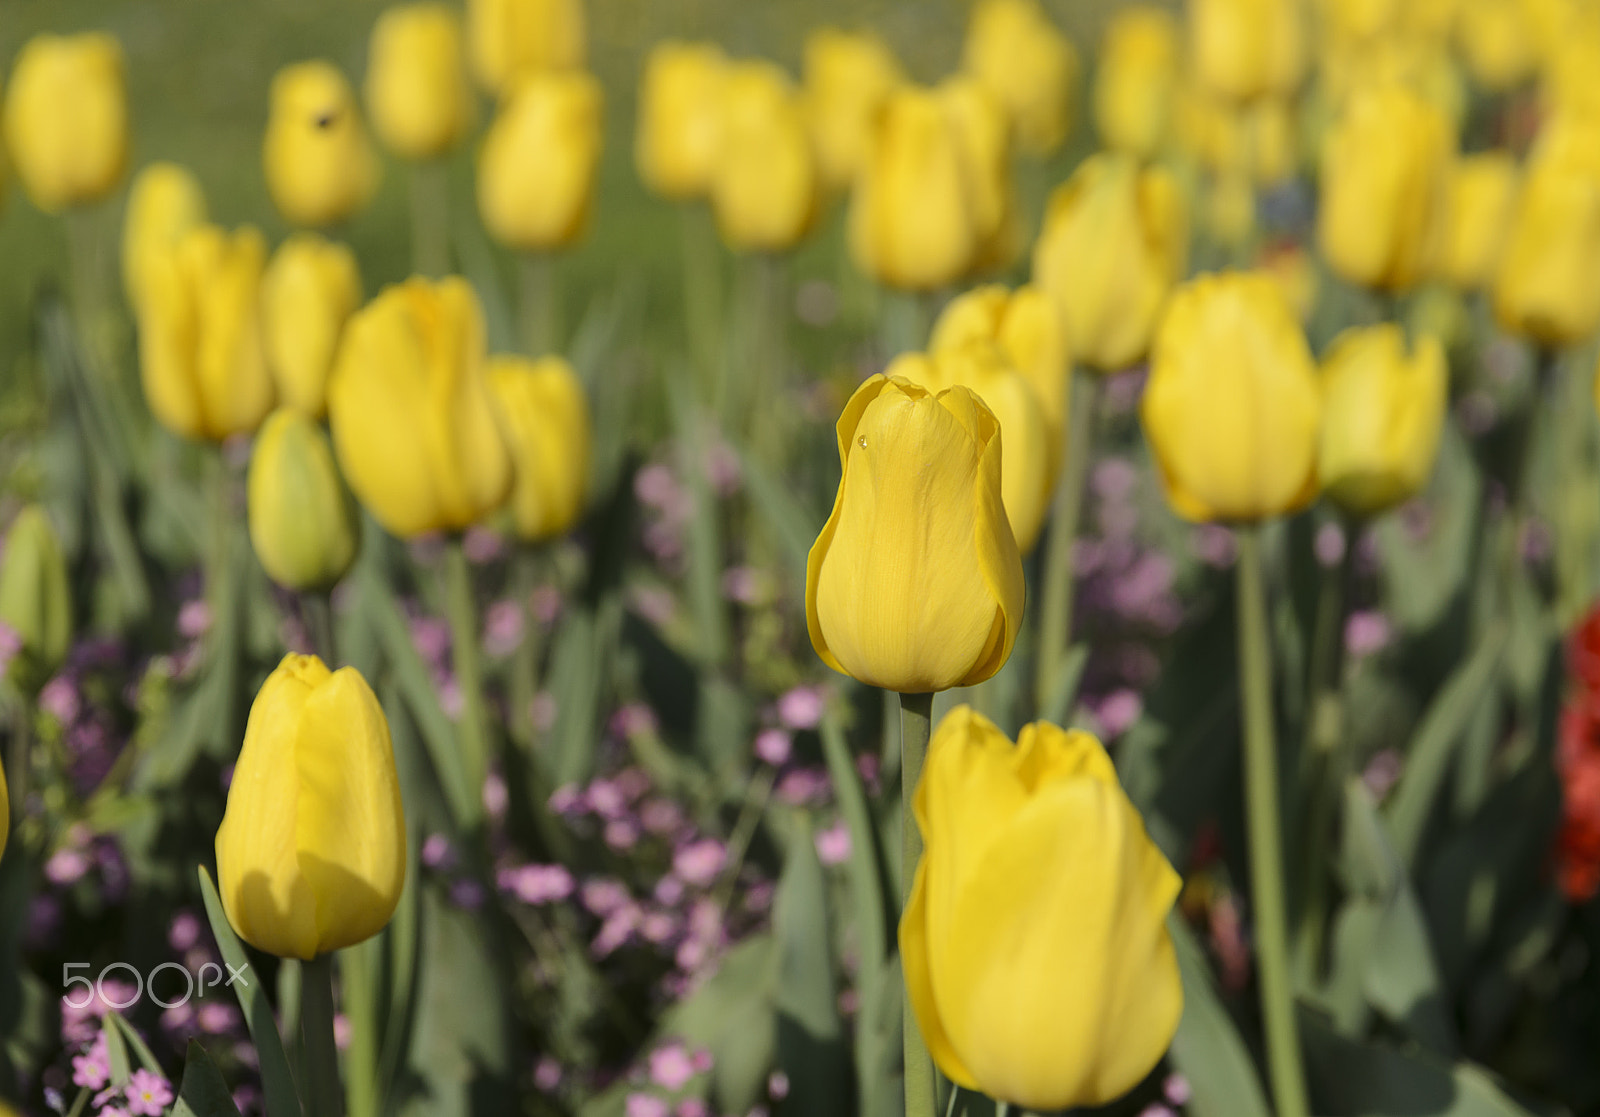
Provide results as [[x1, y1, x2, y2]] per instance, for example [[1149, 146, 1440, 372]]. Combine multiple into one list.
[[681, 205, 723, 403], [442, 540, 490, 822], [519, 252, 559, 357], [409, 161, 451, 278], [880, 288, 930, 360], [300, 953, 345, 1117], [899, 690, 937, 1117], [508, 547, 544, 750], [1235, 528, 1310, 1117], [8, 701, 31, 835], [1035, 371, 1100, 713], [339, 942, 379, 1117], [303, 591, 337, 666]]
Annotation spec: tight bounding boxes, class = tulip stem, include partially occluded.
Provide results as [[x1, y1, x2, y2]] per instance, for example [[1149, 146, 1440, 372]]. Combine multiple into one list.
[[1035, 370, 1099, 717], [300, 953, 345, 1117], [898, 690, 938, 1117], [519, 251, 559, 356], [442, 539, 489, 829], [303, 591, 337, 666], [1234, 528, 1310, 1117], [409, 161, 451, 277]]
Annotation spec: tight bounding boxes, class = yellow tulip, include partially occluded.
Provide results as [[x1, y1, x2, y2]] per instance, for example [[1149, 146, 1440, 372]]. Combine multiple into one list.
[[1401, 0, 1464, 39], [486, 355, 591, 540], [1432, 152, 1517, 291], [0, 505, 72, 694], [216, 654, 405, 960], [477, 70, 603, 252], [930, 284, 1071, 436], [1317, 34, 1467, 128], [901, 706, 1182, 1110], [328, 277, 513, 538], [1259, 241, 1320, 323], [849, 87, 978, 291], [806, 375, 1025, 693], [1188, 0, 1308, 101], [1317, 325, 1447, 518], [366, 3, 473, 161], [122, 162, 207, 312], [263, 233, 362, 419], [1141, 271, 1322, 522], [1493, 111, 1600, 347], [1094, 7, 1182, 159], [961, 0, 1079, 155], [3, 33, 127, 212], [1032, 154, 1187, 372], [802, 28, 904, 192], [1202, 171, 1258, 248], [248, 410, 360, 591], [635, 42, 727, 202], [711, 62, 817, 253], [263, 61, 379, 229], [1541, 27, 1600, 123], [1456, 0, 1538, 92], [940, 76, 1018, 275], [1, 755, 8, 861], [138, 225, 276, 442], [1317, 83, 1454, 292], [466, 0, 585, 95], [1321, 0, 1402, 45]]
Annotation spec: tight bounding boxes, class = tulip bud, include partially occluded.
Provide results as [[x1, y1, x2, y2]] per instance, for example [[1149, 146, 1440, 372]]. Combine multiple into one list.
[[1432, 152, 1517, 291], [216, 654, 405, 960], [901, 706, 1182, 1111], [1317, 325, 1447, 518], [264, 61, 379, 229], [0, 505, 72, 694], [328, 277, 513, 539], [849, 87, 978, 291], [366, 3, 473, 161], [940, 76, 1019, 274], [806, 375, 1025, 693], [961, 0, 1080, 155], [138, 225, 276, 442], [122, 163, 207, 313], [467, 0, 585, 95], [1032, 154, 1187, 372], [710, 63, 817, 253], [1188, 0, 1307, 102], [802, 29, 904, 192], [1317, 83, 1454, 292], [248, 410, 360, 591], [1094, 7, 1181, 159], [3, 33, 127, 212], [262, 234, 362, 419], [1456, 0, 1538, 93], [930, 284, 1070, 437], [485, 356, 591, 541], [635, 42, 727, 202], [478, 71, 603, 253]]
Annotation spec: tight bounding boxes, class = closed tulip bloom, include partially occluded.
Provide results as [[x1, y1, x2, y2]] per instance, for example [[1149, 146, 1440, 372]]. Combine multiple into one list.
[[803, 28, 904, 192], [1542, 32, 1600, 122], [1433, 152, 1517, 291], [1094, 7, 1181, 158], [263, 233, 362, 418], [930, 284, 1071, 436], [122, 162, 207, 312], [1317, 325, 1446, 518], [635, 42, 727, 201], [366, 3, 473, 160], [467, 0, 585, 94], [4, 34, 127, 212], [962, 0, 1079, 155], [1032, 154, 1187, 372], [1322, 0, 1401, 44], [139, 225, 276, 442], [486, 356, 591, 540], [807, 375, 1025, 693], [216, 654, 405, 960], [264, 61, 379, 229], [1142, 272, 1321, 522], [850, 87, 978, 290], [940, 76, 1019, 274], [1456, 0, 1537, 92], [328, 277, 513, 538], [0, 505, 72, 694], [1317, 83, 1453, 292], [1188, 0, 1308, 101], [248, 410, 360, 591], [711, 63, 817, 253], [901, 706, 1182, 1110], [478, 71, 603, 252]]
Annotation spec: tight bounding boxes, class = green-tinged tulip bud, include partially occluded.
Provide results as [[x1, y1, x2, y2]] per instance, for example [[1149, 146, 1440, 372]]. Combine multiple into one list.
[[962, 0, 1079, 155], [0, 506, 72, 694], [940, 75, 1019, 275], [802, 28, 903, 192], [1094, 6, 1181, 159], [1317, 324, 1447, 518], [1142, 271, 1322, 522], [216, 654, 405, 960], [3, 33, 127, 212], [247, 410, 360, 591], [122, 163, 207, 312], [806, 375, 1025, 693], [263, 233, 362, 419], [328, 277, 513, 539], [635, 42, 727, 202], [366, 3, 474, 161], [138, 224, 276, 442], [1188, 0, 1307, 101], [466, 0, 585, 95], [1432, 152, 1517, 291], [478, 71, 603, 252], [264, 61, 379, 229], [1032, 154, 1187, 372], [930, 283, 1070, 448], [901, 706, 1182, 1110], [485, 355, 591, 541], [711, 62, 817, 253]]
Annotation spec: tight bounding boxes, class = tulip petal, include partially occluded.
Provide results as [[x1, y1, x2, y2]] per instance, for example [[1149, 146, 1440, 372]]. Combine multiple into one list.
[[900, 857, 981, 1092]]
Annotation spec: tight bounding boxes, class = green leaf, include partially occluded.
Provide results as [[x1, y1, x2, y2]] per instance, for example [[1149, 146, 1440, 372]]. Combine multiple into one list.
[[109, 1011, 165, 1076], [1041, 642, 1089, 729], [102, 1014, 131, 1088], [547, 605, 601, 787], [659, 934, 779, 1113], [1166, 917, 1272, 1117], [733, 446, 819, 578], [172, 1040, 244, 1117], [773, 816, 850, 1117]]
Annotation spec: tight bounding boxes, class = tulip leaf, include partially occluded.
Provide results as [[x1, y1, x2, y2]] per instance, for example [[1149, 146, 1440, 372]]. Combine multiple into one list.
[[734, 444, 820, 577], [172, 1040, 244, 1117], [547, 604, 602, 787], [1166, 916, 1272, 1117], [1375, 423, 1480, 635], [1040, 642, 1089, 728], [774, 815, 851, 1117], [101, 1014, 131, 1087], [109, 1010, 165, 1076]]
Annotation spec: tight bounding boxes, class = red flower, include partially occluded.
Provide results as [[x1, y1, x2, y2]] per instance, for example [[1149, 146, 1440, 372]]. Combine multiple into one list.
[[1555, 691, 1600, 902], [1567, 602, 1600, 692]]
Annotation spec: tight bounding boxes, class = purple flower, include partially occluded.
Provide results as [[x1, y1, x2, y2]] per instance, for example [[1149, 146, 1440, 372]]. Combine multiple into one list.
[[581, 878, 631, 916], [168, 912, 202, 952], [72, 1033, 110, 1090], [1095, 690, 1144, 739], [774, 769, 830, 806], [449, 879, 486, 910], [1344, 610, 1392, 658], [421, 834, 455, 870], [45, 846, 93, 885], [626, 1093, 671, 1117], [39, 676, 81, 724], [483, 772, 509, 820], [534, 1055, 563, 1091], [463, 526, 505, 564], [605, 820, 641, 850], [198, 1001, 242, 1034], [676, 1100, 709, 1117], [1164, 1073, 1192, 1106], [125, 1069, 174, 1116], [593, 905, 642, 957], [483, 600, 525, 658], [1314, 521, 1347, 567], [549, 783, 583, 814], [640, 798, 685, 836], [814, 821, 851, 866], [767, 1071, 790, 1100], [753, 729, 791, 767], [640, 911, 679, 944], [588, 780, 629, 820], [177, 600, 212, 640], [777, 687, 825, 730], [649, 1043, 697, 1091], [672, 840, 726, 888], [502, 864, 576, 904], [1191, 523, 1236, 568]]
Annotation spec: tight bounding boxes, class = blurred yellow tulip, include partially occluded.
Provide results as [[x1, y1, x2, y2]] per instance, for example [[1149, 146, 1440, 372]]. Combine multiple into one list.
[[807, 375, 1025, 693], [802, 28, 904, 191], [477, 70, 603, 252], [3, 33, 127, 212], [328, 277, 513, 538], [216, 654, 405, 960], [1320, 0, 1401, 44], [366, 3, 473, 161], [263, 61, 379, 228], [711, 62, 817, 253], [486, 355, 591, 540], [1188, 0, 1308, 101], [1432, 152, 1517, 291], [247, 410, 360, 591], [1142, 271, 1322, 522], [962, 0, 1079, 155], [1032, 154, 1187, 372], [0, 505, 72, 695], [1456, 0, 1538, 92], [138, 224, 276, 442], [901, 706, 1182, 1110], [940, 76, 1018, 275], [467, 0, 585, 94], [1541, 26, 1600, 122], [263, 233, 362, 418], [122, 162, 207, 312], [930, 284, 1071, 435], [635, 42, 727, 201], [1094, 7, 1181, 159]]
